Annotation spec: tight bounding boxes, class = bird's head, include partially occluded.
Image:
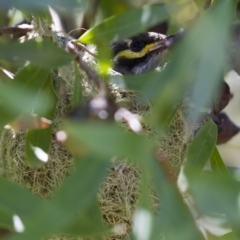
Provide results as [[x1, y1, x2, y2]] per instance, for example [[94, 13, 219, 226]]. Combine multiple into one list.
[[111, 32, 169, 75]]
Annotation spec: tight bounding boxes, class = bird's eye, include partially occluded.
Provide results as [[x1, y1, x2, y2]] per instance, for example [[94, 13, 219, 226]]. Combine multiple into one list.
[[130, 41, 145, 52]]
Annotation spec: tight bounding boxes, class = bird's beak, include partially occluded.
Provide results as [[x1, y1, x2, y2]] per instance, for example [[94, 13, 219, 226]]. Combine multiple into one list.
[[149, 41, 165, 51], [149, 34, 177, 52]]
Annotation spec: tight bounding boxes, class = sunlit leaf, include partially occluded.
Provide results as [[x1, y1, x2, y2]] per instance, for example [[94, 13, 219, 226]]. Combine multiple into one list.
[[218, 232, 237, 240], [78, 4, 180, 75], [79, 4, 171, 43], [99, 0, 133, 18], [0, 40, 73, 68], [193, 0, 205, 12]]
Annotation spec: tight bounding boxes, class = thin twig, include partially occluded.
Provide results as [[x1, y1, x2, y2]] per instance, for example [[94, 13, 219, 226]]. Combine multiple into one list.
[[66, 40, 103, 89], [73, 41, 98, 58], [0, 25, 33, 35]]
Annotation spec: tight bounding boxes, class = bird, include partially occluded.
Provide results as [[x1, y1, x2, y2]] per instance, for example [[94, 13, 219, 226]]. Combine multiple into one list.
[[67, 32, 177, 122], [111, 32, 175, 75]]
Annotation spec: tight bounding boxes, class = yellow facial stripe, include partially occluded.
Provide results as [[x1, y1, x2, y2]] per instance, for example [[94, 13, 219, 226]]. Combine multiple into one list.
[[114, 43, 155, 60]]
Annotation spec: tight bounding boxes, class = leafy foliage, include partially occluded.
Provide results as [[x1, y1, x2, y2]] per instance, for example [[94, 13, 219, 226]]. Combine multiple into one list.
[[0, 0, 239, 240]]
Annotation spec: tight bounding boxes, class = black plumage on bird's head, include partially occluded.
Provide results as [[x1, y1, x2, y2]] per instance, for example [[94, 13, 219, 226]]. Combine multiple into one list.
[[111, 32, 171, 75]]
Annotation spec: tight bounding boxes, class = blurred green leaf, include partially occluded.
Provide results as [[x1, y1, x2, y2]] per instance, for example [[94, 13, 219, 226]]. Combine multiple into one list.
[[0, 1, 239, 240], [99, 0, 133, 18], [210, 147, 231, 176], [25, 127, 52, 168], [0, 206, 14, 229], [7, 156, 109, 240], [79, 4, 171, 43], [66, 197, 108, 237], [13, 63, 49, 89], [0, 40, 73, 68], [218, 232, 237, 240], [53, 156, 107, 217], [0, 64, 50, 129], [193, 0, 205, 12], [184, 120, 217, 176], [187, 0, 234, 122], [138, 172, 153, 210], [147, 0, 235, 128], [35, 75, 57, 119], [150, 158, 204, 240], [0, 177, 42, 220], [109, 70, 165, 93], [0, 0, 86, 12], [190, 174, 240, 238], [25, 78, 57, 168], [64, 121, 153, 162]]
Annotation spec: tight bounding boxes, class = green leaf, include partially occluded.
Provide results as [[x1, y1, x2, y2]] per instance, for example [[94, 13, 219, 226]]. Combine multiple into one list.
[[0, 64, 50, 129], [190, 174, 240, 238], [79, 4, 171, 43], [25, 78, 57, 168], [0, 40, 73, 68], [193, 0, 205, 12], [0, 206, 14, 229], [210, 147, 231, 176], [34, 74, 57, 119], [109, 70, 165, 93], [7, 156, 109, 240], [184, 120, 217, 176], [25, 127, 52, 168], [66, 197, 109, 237], [64, 121, 153, 162], [186, 0, 234, 122], [150, 158, 204, 240], [0, 177, 42, 220], [145, 0, 235, 128], [99, 0, 133, 18], [13, 64, 49, 89], [1, 0, 86, 12], [218, 232, 237, 240]]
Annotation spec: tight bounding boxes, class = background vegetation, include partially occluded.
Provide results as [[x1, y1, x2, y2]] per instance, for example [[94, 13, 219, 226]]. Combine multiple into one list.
[[0, 0, 240, 240]]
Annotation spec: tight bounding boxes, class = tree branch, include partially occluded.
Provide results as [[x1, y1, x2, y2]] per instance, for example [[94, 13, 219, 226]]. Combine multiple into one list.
[[0, 25, 33, 36]]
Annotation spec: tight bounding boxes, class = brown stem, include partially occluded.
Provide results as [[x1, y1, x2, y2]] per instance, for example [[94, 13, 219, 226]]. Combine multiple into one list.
[[66, 40, 104, 90], [0, 26, 33, 35]]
